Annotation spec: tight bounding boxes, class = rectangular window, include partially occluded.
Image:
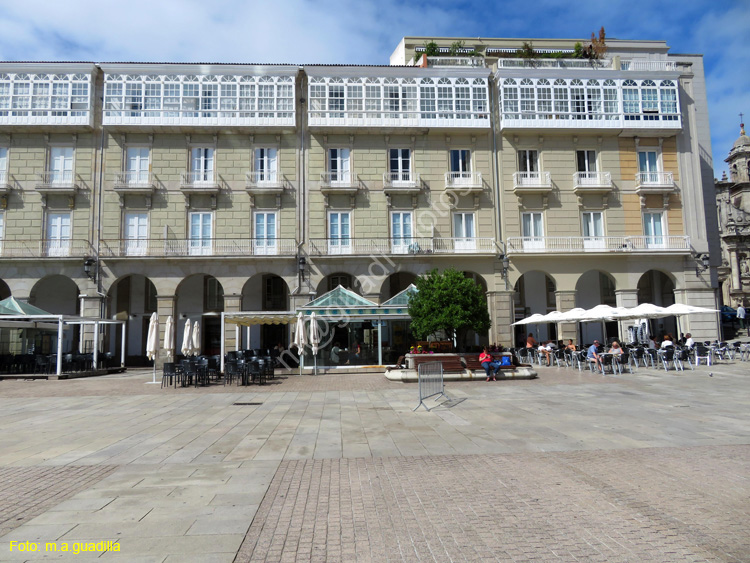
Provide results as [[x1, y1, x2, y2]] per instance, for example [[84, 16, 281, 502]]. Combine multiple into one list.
[[328, 211, 351, 255], [643, 211, 665, 248], [389, 148, 411, 184], [582, 211, 604, 249], [254, 148, 278, 183], [49, 147, 73, 184], [126, 147, 150, 184], [124, 212, 148, 256], [0, 147, 7, 185], [453, 212, 475, 251], [638, 150, 659, 184], [521, 212, 544, 250], [191, 147, 214, 183], [576, 150, 597, 172], [254, 211, 277, 255], [328, 148, 351, 184], [391, 211, 413, 254], [204, 276, 224, 311], [517, 150, 538, 173], [189, 212, 213, 256], [46, 212, 71, 257]]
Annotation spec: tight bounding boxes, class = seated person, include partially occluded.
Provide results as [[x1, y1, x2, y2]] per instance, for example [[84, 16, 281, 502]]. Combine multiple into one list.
[[586, 339, 601, 372], [684, 333, 695, 348], [608, 341, 623, 355], [537, 341, 554, 366], [330, 342, 341, 364], [660, 335, 674, 349], [565, 339, 577, 352], [479, 346, 501, 381], [647, 336, 657, 350]]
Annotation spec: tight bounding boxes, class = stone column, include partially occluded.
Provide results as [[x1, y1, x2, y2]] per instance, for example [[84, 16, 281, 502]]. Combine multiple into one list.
[[223, 293, 242, 353], [729, 248, 742, 298], [488, 290, 514, 347], [673, 288, 720, 341], [554, 290, 577, 344], [79, 295, 104, 354], [615, 289, 640, 343], [156, 295, 176, 368]]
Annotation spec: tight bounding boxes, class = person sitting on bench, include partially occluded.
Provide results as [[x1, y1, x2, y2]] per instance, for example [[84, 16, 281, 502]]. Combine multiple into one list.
[[479, 346, 501, 381]]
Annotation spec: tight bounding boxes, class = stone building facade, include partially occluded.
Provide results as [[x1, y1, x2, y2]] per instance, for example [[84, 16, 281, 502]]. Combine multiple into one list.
[[0, 36, 721, 364]]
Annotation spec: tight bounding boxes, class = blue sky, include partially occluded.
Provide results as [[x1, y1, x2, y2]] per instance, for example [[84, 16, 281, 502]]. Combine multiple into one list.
[[0, 0, 746, 176]]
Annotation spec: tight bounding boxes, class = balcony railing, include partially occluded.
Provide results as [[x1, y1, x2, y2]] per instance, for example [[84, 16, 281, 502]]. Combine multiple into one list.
[[307, 237, 498, 256], [383, 172, 420, 189], [99, 238, 298, 258], [0, 171, 9, 190], [496, 58, 612, 69], [0, 239, 94, 258], [573, 171, 612, 189], [425, 57, 486, 68], [36, 171, 79, 192], [180, 171, 219, 191], [500, 112, 681, 131], [506, 235, 691, 254], [245, 171, 283, 188], [635, 172, 674, 188], [445, 171, 483, 190], [513, 171, 552, 189], [320, 172, 358, 191], [113, 171, 155, 190], [620, 60, 677, 71]]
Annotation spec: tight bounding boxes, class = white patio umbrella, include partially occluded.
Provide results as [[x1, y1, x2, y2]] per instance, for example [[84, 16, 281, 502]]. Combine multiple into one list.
[[191, 320, 201, 356], [292, 312, 306, 375], [145, 312, 159, 384], [163, 315, 175, 361], [663, 303, 718, 316], [511, 313, 548, 326], [180, 320, 193, 357], [309, 312, 321, 375]]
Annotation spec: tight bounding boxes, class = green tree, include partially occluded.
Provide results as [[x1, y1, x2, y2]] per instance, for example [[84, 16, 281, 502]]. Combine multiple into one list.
[[408, 268, 491, 350]]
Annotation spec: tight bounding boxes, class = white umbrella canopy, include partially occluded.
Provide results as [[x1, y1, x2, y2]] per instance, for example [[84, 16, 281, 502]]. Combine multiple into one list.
[[180, 320, 193, 357], [579, 304, 629, 322], [555, 307, 589, 322], [612, 303, 671, 320], [191, 320, 201, 356], [293, 312, 307, 349], [664, 303, 718, 316], [511, 313, 548, 326], [163, 315, 175, 360], [146, 312, 159, 361]]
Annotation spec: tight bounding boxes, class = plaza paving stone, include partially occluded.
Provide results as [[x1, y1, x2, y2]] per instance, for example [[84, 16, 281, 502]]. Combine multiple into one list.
[[0, 361, 747, 561]]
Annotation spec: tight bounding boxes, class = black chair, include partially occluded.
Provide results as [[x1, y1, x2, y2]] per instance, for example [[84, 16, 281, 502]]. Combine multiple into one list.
[[660, 348, 675, 371], [162, 362, 177, 388], [34, 355, 51, 374]]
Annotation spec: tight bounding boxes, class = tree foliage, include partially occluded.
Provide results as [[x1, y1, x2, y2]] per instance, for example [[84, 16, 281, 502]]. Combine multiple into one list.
[[422, 40, 440, 57], [408, 268, 491, 349]]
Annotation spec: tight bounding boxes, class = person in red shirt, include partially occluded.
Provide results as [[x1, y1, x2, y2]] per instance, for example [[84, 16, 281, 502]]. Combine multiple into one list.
[[479, 346, 500, 381]]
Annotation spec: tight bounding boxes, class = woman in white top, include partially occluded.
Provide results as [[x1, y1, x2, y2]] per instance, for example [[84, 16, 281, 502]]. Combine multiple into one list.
[[660, 335, 674, 349]]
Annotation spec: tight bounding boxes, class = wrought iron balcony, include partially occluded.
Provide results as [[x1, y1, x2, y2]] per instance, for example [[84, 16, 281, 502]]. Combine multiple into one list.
[[506, 235, 691, 254], [383, 172, 420, 191], [180, 171, 220, 193], [573, 172, 613, 195], [320, 172, 359, 194], [635, 171, 674, 192], [307, 237, 498, 256], [513, 171, 552, 193], [444, 171, 483, 192], [99, 238, 298, 258], [0, 239, 95, 258], [113, 171, 155, 193], [36, 171, 79, 194], [245, 171, 283, 190]]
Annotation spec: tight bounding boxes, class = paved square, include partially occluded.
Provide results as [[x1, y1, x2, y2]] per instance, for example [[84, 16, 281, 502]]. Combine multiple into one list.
[[0, 361, 747, 561]]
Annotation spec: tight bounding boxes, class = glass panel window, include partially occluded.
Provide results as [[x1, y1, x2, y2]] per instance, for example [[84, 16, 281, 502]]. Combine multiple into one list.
[[47, 212, 71, 257], [328, 148, 350, 184], [0, 147, 7, 185], [582, 211, 605, 249], [576, 150, 597, 172], [254, 211, 277, 255], [254, 148, 278, 183], [50, 147, 73, 184], [391, 211, 413, 253], [638, 150, 659, 183], [328, 211, 351, 255], [521, 212, 544, 250], [191, 147, 214, 183], [389, 148, 411, 183], [189, 212, 213, 256], [453, 212, 476, 251], [124, 212, 148, 256], [517, 150, 538, 173], [126, 147, 150, 184], [643, 212, 665, 248]]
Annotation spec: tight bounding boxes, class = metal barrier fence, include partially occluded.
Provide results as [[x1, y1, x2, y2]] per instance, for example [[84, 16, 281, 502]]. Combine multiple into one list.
[[413, 361, 447, 411]]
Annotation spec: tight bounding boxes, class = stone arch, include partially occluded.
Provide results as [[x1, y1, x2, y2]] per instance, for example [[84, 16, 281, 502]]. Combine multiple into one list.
[[29, 275, 81, 354], [315, 272, 362, 297], [240, 273, 291, 351], [105, 274, 158, 365], [513, 270, 557, 345], [575, 270, 618, 344], [175, 274, 225, 356], [0, 279, 10, 300], [378, 271, 418, 302], [638, 269, 677, 337]]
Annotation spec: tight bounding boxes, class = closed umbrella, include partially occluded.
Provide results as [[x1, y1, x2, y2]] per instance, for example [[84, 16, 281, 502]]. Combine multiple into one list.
[[181, 320, 193, 357], [309, 312, 321, 375], [191, 320, 201, 356], [145, 312, 159, 384], [292, 312, 306, 375], [163, 315, 175, 361]]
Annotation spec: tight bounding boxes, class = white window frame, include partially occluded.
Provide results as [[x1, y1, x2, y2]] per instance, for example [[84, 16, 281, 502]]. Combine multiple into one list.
[[0, 210, 4, 255], [388, 148, 412, 185], [449, 148, 472, 186], [643, 210, 666, 249], [328, 148, 351, 185], [521, 211, 544, 250], [124, 212, 149, 256], [582, 211, 605, 249], [254, 147, 278, 183], [576, 150, 597, 172], [189, 211, 213, 256], [328, 210, 351, 255], [517, 149, 539, 173], [254, 211, 278, 255], [46, 211, 71, 257], [637, 149, 661, 184], [49, 146, 74, 184], [390, 210, 413, 254], [125, 146, 150, 185], [190, 147, 215, 184], [0, 147, 7, 185], [453, 212, 476, 251]]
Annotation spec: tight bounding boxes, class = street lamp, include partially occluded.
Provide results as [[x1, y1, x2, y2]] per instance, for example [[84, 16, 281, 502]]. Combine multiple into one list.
[[695, 254, 710, 275], [499, 254, 510, 279], [298, 256, 307, 281], [83, 257, 97, 280]]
